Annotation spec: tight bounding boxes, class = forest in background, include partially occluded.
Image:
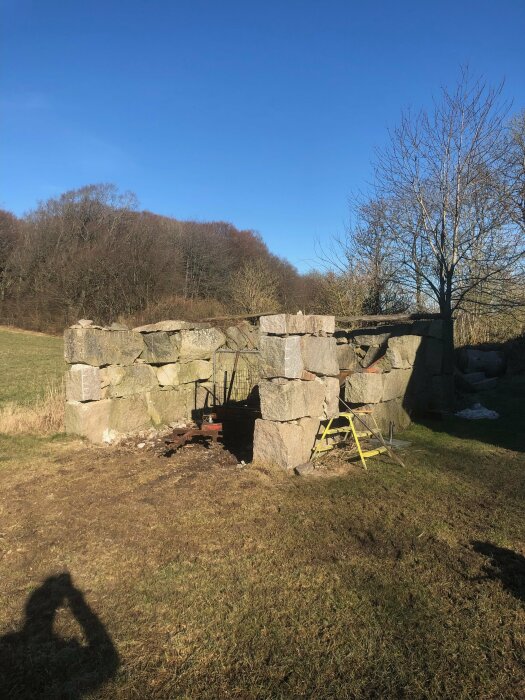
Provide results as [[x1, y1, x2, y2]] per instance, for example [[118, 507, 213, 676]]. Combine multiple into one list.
[[1, 77, 523, 349]]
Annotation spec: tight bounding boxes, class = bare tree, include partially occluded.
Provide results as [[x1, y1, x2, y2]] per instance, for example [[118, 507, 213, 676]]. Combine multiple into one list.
[[372, 71, 524, 403], [506, 109, 525, 233], [229, 259, 280, 314]]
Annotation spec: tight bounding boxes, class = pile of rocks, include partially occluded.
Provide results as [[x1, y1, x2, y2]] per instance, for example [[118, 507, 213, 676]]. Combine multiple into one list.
[[253, 313, 340, 470], [337, 319, 444, 430], [64, 319, 255, 444]]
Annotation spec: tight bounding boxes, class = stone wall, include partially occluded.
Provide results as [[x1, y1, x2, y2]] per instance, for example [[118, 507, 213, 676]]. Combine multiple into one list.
[[252, 314, 339, 470], [338, 319, 444, 432], [64, 319, 258, 443]]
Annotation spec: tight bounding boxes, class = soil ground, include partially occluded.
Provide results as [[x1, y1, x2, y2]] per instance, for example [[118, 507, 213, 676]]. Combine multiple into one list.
[[1, 387, 525, 699], [1, 327, 524, 698]]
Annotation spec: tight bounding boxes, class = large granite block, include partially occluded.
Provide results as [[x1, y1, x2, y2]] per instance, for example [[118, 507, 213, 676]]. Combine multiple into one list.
[[358, 398, 411, 433], [65, 399, 112, 443], [253, 417, 320, 469], [102, 364, 158, 398], [178, 328, 226, 360], [178, 360, 213, 384], [323, 376, 340, 418], [108, 394, 151, 435], [146, 386, 192, 425], [301, 336, 339, 376], [345, 372, 383, 404], [140, 332, 180, 363], [260, 335, 304, 378], [381, 369, 412, 402], [64, 328, 144, 366], [259, 378, 325, 421], [385, 335, 422, 369], [65, 364, 102, 402], [336, 343, 360, 371]]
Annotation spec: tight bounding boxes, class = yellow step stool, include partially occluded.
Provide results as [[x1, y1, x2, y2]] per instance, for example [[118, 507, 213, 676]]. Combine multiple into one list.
[[311, 410, 387, 470]]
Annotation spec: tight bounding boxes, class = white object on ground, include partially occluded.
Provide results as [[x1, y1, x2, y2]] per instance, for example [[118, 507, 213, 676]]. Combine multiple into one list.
[[455, 403, 499, 420]]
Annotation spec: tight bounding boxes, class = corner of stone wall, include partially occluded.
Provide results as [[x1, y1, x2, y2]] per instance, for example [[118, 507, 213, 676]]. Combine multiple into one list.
[[338, 319, 445, 432], [63, 319, 236, 444], [253, 313, 339, 470]]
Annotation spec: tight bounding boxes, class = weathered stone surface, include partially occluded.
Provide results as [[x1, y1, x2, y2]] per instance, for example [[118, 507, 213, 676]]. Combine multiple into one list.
[[336, 343, 359, 370], [65, 399, 111, 443], [260, 335, 304, 378], [385, 335, 422, 369], [458, 348, 505, 377], [305, 315, 335, 336], [139, 332, 180, 363], [156, 363, 180, 386], [350, 332, 390, 347], [322, 376, 340, 418], [301, 336, 339, 376], [108, 394, 151, 435], [178, 360, 213, 384], [253, 417, 320, 469], [103, 364, 158, 398], [359, 398, 411, 433], [260, 313, 306, 335], [146, 387, 192, 425], [260, 313, 335, 336], [345, 372, 383, 404], [133, 320, 207, 333], [361, 346, 387, 369], [294, 462, 315, 476], [425, 338, 443, 374], [259, 378, 326, 421], [178, 327, 226, 360], [381, 369, 412, 402], [224, 322, 258, 350], [65, 364, 102, 402], [64, 328, 144, 366]]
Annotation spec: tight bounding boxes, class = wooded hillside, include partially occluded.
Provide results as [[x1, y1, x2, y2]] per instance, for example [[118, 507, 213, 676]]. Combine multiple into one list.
[[0, 184, 335, 332]]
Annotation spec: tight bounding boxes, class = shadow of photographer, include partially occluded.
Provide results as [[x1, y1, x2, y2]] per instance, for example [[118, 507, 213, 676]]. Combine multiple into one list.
[[0, 572, 119, 699]]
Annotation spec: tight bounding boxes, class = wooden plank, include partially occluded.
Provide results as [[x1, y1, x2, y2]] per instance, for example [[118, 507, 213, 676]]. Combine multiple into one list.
[[200, 312, 274, 322], [335, 312, 441, 324]]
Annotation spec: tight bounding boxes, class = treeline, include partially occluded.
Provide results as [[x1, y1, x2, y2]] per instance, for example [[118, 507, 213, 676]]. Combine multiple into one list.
[[0, 184, 350, 332]]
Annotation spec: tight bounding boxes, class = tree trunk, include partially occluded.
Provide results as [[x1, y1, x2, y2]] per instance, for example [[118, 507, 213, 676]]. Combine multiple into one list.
[[439, 305, 456, 411]]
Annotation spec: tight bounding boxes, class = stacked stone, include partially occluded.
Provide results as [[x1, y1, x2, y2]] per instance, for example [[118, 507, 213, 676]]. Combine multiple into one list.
[[336, 319, 444, 431], [64, 320, 226, 444], [253, 313, 340, 470]]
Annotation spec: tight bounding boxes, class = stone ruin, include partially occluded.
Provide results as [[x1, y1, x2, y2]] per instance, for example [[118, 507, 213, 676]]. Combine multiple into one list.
[[64, 313, 444, 469], [64, 319, 258, 444], [252, 313, 444, 469]]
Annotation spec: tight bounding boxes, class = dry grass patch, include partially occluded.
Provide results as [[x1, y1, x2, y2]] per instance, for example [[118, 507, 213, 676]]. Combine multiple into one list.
[[0, 383, 64, 435], [0, 382, 525, 700]]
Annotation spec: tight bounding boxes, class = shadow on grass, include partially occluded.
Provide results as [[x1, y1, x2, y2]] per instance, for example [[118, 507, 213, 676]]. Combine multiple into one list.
[[472, 541, 525, 603], [0, 572, 118, 699], [414, 375, 525, 454]]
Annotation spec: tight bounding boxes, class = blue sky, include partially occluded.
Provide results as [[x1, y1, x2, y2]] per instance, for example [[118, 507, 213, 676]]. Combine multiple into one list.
[[1, 0, 524, 272]]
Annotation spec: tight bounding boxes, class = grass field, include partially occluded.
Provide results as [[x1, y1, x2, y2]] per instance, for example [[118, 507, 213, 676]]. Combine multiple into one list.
[[0, 327, 65, 406], [0, 328, 524, 698]]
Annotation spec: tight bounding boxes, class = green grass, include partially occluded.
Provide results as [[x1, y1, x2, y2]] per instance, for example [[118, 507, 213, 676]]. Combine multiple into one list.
[[0, 328, 65, 406], [0, 333, 524, 698]]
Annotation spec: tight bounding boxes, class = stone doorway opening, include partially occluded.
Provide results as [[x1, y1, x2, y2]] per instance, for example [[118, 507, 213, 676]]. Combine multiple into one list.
[[211, 348, 261, 462]]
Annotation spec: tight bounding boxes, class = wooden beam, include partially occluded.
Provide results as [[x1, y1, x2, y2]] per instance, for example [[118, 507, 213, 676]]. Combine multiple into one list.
[[200, 312, 274, 322], [335, 312, 442, 323]]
